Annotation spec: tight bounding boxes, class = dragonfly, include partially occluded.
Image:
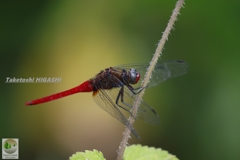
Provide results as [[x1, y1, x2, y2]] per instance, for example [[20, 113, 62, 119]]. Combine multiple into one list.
[[25, 60, 188, 139]]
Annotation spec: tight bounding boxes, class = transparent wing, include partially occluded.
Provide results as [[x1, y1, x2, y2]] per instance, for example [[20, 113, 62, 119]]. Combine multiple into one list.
[[92, 89, 139, 139], [113, 60, 188, 88], [106, 86, 160, 125]]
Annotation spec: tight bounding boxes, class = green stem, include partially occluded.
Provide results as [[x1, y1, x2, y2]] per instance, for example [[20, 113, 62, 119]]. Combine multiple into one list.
[[116, 0, 185, 159]]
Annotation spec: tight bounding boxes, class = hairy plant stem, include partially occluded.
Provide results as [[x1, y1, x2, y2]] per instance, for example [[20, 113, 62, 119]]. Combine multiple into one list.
[[116, 0, 185, 159]]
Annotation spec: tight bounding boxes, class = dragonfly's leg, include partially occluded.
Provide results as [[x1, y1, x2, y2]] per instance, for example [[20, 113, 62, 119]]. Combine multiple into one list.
[[132, 84, 149, 90], [116, 87, 147, 114], [115, 87, 134, 116], [120, 87, 134, 108], [132, 87, 141, 90], [126, 85, 147, 95]]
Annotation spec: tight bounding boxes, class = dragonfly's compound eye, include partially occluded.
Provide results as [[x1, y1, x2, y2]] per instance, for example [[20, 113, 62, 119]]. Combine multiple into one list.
[[129, 68, 140, 84]]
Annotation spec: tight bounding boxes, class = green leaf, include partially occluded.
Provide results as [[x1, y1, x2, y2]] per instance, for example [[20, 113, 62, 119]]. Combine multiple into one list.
[[123, 144, 179, 160], [4, 142, 11, 149], [8, 143, 11, 149], [4, 142, 8, 149], [69, 149, 105, 160]]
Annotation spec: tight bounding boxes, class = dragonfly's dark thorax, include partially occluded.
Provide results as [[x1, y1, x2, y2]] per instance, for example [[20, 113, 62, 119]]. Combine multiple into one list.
[[92, 67, 125, 91]]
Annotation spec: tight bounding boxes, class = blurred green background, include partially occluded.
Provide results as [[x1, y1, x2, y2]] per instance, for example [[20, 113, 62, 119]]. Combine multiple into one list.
[[1, 0, 240, 159]]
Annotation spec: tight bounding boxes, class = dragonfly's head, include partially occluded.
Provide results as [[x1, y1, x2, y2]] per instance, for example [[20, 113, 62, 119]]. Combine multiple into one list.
[[128, 68, 140, 84]]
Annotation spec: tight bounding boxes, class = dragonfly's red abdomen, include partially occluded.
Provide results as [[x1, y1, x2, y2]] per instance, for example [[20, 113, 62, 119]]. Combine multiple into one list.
[[25, 80, 93, 106]]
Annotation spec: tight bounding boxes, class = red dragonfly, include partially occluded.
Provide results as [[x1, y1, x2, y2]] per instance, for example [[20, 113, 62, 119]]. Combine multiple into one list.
[[25, 60, 188, 139]]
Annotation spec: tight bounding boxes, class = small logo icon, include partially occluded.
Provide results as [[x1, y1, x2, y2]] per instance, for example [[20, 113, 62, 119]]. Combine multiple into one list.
[[2, 138, 19, 159]]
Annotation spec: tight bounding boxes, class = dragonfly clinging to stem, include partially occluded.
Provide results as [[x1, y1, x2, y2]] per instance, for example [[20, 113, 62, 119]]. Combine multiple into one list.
[[25, 60, 188, 139]]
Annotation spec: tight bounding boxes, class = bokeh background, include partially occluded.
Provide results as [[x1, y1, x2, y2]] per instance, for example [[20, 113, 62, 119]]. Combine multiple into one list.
[[1, 0, 240, 159]]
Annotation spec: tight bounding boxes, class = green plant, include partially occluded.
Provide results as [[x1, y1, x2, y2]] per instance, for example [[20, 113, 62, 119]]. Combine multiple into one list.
[[69, 145, 179, 160], [4, 142, 11, 149]]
